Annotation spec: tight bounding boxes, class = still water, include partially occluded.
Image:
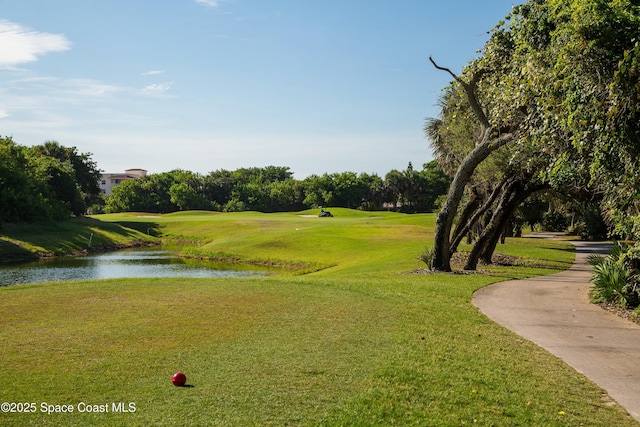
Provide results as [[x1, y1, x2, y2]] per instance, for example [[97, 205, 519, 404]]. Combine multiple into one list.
[[0, 248, 268, 286]]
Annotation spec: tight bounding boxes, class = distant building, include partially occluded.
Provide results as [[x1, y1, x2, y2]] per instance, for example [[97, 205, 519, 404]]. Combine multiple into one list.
[[99, 168, 147, 195]]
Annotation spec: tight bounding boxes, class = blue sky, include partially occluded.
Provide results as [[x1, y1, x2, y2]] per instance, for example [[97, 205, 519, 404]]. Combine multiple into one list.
[[0, 0, 521, 178]]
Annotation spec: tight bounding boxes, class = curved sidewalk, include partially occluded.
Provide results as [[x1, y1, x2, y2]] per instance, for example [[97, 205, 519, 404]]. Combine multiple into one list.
[[473, 241, 640, 422]]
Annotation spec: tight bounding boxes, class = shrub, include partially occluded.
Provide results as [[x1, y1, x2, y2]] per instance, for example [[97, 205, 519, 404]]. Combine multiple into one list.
[[588, 242, 640, 308], [417, 246, 435, 270], [589, 256, 630, 306]]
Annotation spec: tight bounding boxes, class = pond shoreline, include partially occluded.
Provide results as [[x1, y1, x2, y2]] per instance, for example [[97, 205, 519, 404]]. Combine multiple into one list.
[[0, 239, 159, 266], [0, 217, 160, 266], [0, 245, 268, 286]]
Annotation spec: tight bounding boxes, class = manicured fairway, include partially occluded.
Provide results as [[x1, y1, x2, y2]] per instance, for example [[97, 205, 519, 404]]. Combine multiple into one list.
[[0, 210, 636, 426]]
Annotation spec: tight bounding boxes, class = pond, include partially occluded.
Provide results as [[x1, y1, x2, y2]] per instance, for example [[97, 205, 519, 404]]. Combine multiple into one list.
[[0, 248, 269, 286]]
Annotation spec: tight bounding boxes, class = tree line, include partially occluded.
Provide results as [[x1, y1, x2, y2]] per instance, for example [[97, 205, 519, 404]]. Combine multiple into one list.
[[0, 136, 101, 225], [426, 0, 640, 271], [0, 135, 452, 221], [103, 162, 451, 214]]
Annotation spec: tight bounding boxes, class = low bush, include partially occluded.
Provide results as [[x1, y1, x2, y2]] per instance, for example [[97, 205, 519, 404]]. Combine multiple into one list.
[[417, 246, 435, 270], [588, 242, 640, 308]]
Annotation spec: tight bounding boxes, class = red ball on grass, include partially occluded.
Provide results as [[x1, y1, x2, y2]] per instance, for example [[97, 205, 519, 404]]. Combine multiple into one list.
[[172, 371, 187, 387]]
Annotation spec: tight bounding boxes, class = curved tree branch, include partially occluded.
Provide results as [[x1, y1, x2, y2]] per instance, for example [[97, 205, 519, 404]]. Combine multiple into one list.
[[429, 56, 491, 129]]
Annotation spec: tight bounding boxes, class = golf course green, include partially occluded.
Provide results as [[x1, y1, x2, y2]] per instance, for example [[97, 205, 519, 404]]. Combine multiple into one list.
[[0, 209, 636, 426]]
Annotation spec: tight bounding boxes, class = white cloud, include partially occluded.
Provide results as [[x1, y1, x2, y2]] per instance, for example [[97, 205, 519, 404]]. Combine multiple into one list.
[[142, 82, 172, 93], [62, 78, 122, 97], [7, 75, 122, 100], [142, 70, 165, 76], [195, 0, 220, 7], [0, 20, 70, 67]]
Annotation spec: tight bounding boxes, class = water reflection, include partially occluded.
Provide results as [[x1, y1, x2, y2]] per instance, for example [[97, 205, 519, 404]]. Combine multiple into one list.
[[0, 249, 267, 286]]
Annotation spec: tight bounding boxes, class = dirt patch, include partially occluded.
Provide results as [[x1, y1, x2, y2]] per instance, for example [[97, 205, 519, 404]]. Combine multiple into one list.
[[404, 268, 484, 275], [405, 252, 521, 275]]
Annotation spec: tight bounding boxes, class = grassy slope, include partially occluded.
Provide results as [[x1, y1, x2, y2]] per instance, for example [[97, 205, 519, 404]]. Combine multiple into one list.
[[0, 209, 635, 426], [0, 216, 157, 261]]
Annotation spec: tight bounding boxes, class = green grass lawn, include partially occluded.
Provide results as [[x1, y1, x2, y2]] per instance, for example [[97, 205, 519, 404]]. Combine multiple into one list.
[[0, 209, 636, 426]]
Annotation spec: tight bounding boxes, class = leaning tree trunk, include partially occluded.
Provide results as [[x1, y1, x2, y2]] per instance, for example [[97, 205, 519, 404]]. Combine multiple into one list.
[[449, 189, 481, 253], [464, 182, 549, 270], [463, 180, 520, 270], [428, 57, 517, 271], [431, 132, 515, 271], [450, 177, 512, 254], [479, 183, 550, 263], [479, 200, 521, 266]]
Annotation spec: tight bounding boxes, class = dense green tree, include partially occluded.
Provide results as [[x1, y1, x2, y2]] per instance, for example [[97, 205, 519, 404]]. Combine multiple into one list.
[[301, 172, 388, 211], [30, 141, 101, 211], [420, 161, 452, 212], [329, 172, 366, 209], [223, 166, 298, 212], [383, 169, 404, 210], [104, 170, 197, 213], [427, 0, 640, 270], [359, 173, 385, 211], [520, 195, 548, 231], [302, 174, 335, 207], [28, 153, 83, 219], [0, 137, 101, 222], [203, 169, 236, 209], [169, 182, 211, 211], [227, 181, 271, 212], [0, 137, 44, 223], [1, 135, 446, 219], [486, 0, 640, 238], [103, 179, 143, 213], [384, 162, 451, 213], [268, 180, 306, 212], [232, 166, 293, 184]]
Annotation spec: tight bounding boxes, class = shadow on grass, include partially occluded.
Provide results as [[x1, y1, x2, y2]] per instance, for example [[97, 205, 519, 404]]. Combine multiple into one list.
[[0, 238, 39, 264], [550, 246, 577, 253], [114, 220, 162, 237], [0, 216, 160, 262], [78, 216, 161, 238]]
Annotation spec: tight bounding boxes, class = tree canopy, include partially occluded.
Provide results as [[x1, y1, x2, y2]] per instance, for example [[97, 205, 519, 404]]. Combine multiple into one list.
[[427, 0, 640, 271], [0, 136, 101, 225]]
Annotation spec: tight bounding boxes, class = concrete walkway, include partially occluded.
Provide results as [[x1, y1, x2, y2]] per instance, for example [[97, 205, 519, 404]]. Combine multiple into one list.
[[473, 241, 640, 422]]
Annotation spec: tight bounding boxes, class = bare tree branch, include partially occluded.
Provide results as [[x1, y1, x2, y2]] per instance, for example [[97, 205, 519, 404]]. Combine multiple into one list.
[[429, 56, 460, 82], [429, 56, 491, 129]]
